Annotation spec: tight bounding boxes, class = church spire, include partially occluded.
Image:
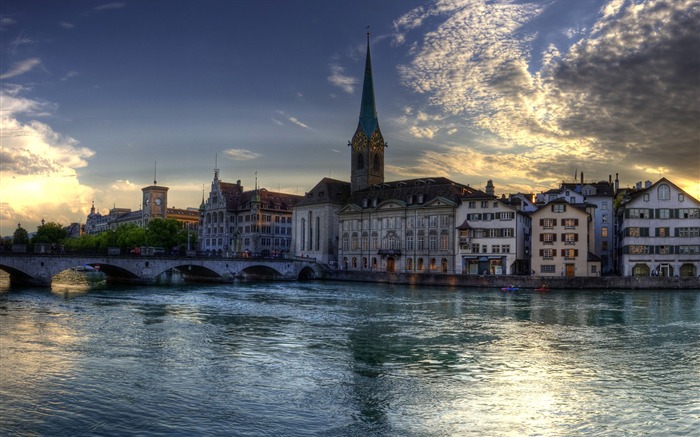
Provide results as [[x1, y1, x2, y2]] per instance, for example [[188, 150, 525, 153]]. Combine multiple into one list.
[[358, 31, 378, 137], [349, 30, 385, 193]]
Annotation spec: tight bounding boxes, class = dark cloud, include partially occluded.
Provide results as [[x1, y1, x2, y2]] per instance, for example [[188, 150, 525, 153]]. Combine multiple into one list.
[[0, 148, 61, 175], [552, 1, 700, 175]]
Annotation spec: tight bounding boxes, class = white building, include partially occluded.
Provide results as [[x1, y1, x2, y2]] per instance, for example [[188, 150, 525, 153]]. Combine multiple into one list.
[[617, 178, 700, 277], [455, 191, 531, 275]]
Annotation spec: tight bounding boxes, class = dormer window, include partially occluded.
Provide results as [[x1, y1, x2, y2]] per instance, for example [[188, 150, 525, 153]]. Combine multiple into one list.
[[658, 184, 670, 201]]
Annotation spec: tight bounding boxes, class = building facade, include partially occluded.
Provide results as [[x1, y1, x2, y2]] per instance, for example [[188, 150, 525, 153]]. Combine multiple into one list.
[[198, 170, 302, 256], [531, 198, 601, 277], [616, 178, 700, 277], [455, 190, 532, 275]]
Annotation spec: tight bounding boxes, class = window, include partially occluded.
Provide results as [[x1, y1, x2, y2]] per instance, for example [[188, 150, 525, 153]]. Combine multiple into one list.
[[351, 236, 358, 250], [481, 201, 488, 208], [602, 227, 608, 238], [658, 209, 671, 219], [429, 215, 438, 227], [627, 245, 650, 254], [342, 236, 349, 251], [628, 209, 650, 219], [602, 214, 608, 223], [658, 245, 671, 255], [440, 234, 449, 251], [678, 245, 700, 254], [679, 193, 685, 202], [472, 243, 480, 253], [563, 233, 577, 245], [656, 227, 669, 237], [417, 235, 425, 250], [676, 227, 700, 238], [563, 249, 578, 259], [541, 265, 556, 273], [563, 218, 578, 228], [406, 235, 414, 251], [468, 201, 476, 208], [492, 245, 500, 253], [658, 184, 670, 200], [406, 258, 413, 271], [602, 202, 608, 210], [542, 218, 556, 229], [552, 204, 566, 213], [501, 245, 510, 253], [542, 233, 556, 244], [680, 209, 700, 219], [482, 245, 488, 253], [417, 258, 424, 271]]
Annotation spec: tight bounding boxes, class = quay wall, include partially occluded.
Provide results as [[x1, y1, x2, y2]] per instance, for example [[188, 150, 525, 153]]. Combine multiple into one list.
[[323, 270, 700, 290]]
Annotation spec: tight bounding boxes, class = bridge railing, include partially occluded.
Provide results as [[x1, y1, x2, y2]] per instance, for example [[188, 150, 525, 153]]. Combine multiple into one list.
[[0, 245, 318, 263]]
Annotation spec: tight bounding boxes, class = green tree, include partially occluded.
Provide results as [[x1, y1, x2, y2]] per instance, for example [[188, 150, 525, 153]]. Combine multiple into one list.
[[31, 221, 67, 245], [115, 224, 146, 249], [12, 224, 29, 245], [146, 218, 186, 250]]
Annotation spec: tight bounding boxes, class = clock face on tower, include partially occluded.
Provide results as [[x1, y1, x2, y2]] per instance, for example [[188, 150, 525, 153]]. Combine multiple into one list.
[[155, 198, 162, 206], [144, 195, 150, 205], [370, 131, 384, 152], [352, 131, 367, 151]]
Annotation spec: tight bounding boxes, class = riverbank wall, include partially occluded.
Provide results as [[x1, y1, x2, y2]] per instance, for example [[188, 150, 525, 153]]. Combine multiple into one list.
[[323, 270, 700, 290]]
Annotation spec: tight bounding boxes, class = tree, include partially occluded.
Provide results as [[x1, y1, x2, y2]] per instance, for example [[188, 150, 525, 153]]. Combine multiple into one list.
[[31, 221, 67, 245], [12, 224, 29, 245], [146, 218, 186, 250]]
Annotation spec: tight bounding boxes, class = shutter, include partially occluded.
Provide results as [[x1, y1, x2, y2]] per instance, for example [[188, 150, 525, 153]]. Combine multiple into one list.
[[539, 249, 544, 256], [553, 234, 557, 241], [553, 219, 557, 226], [574, 249, 579, 256], [540, 218, 544, 226], [540, 234, 544, 241], [574, 218, 579, 226], [575, 234, 579, 242]]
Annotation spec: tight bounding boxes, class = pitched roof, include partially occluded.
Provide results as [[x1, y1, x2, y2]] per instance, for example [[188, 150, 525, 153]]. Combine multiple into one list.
[[358, 33, 379, 137], [297, 177, 351, 206], [349, 177, 483, 205]]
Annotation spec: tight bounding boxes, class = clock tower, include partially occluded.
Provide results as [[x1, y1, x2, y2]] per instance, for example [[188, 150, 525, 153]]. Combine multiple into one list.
[[142, 184, 169, 224], [350, 32, 385, 193]]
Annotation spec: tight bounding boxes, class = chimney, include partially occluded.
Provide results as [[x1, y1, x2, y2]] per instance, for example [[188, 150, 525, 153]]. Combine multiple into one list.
[[615, 173, 619, 193], [645, 180, 652, 188], [580, 172, 584, 185]]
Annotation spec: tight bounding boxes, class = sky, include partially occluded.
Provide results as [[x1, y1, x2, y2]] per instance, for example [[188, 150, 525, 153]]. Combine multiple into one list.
[[1, 0, 698, 236]]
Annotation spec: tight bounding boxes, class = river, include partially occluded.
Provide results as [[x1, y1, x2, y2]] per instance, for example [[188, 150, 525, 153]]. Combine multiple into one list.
[[1, 275, 699, 436]]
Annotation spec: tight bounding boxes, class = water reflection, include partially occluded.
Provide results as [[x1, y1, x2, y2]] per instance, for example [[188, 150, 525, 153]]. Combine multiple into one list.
[[0, 282, 698, 436]]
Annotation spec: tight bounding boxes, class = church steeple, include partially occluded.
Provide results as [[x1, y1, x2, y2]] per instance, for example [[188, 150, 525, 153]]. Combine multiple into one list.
[[350, 32, 385, 193], [359, 32, 378, 138]]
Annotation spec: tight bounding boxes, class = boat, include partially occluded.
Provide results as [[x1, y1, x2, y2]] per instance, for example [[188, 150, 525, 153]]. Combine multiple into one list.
[[501, 286, 520, 292], [535, 286, 550, 292]]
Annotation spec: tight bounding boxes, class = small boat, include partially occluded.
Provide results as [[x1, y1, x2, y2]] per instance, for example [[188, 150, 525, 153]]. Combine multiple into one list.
[[501, 286, 520, 292], [535, 286, 550, 292]]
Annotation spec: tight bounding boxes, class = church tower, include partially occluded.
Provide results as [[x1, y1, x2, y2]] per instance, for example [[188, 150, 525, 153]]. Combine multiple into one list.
[[350, 32, 385, 193]]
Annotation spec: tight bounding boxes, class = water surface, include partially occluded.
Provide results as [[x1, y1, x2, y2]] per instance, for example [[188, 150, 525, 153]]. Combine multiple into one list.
[[1, 278, 698, 436]]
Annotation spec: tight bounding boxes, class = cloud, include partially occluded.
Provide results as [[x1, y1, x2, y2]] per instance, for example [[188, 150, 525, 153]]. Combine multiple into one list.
[[393, 0, 699, 194], [274, 110, 311, 130], [94, 2, 126, 11], [110, 179, 139, 191], [0, 17, 16, 31], [0, 87, 95, 235], [60, 70, 79, 81], [0, 58, 41, 79], [223, 148, 261, 161], [59, 21, 75, 29], [328, 63, 357, 94]]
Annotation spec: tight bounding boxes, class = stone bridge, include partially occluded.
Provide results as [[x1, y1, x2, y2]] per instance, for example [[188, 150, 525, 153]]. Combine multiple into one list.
[[0, 253, 324, 287]]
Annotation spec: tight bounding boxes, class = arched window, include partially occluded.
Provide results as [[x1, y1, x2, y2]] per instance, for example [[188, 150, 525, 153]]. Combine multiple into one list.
[[632, 263, 650, 276], [417, 258, 424, 271], [352, 257, 358, 269], [406, 258, 413, 271], [441, 258, 448, 273], [658, 184, 670, 200]]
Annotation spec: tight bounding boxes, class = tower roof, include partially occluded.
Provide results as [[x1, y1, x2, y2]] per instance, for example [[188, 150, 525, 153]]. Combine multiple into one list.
[[358, 32, 379, 136]]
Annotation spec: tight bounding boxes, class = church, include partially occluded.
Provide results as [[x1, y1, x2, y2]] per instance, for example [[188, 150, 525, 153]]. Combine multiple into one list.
[[292, 34, 488, 273]]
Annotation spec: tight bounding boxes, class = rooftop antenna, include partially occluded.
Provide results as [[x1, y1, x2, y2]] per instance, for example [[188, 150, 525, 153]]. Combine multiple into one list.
[[154, 161, 157, 185], [255, 171, 258, 191]]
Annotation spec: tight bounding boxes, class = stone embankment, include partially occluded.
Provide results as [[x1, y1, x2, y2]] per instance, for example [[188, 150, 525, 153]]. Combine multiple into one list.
[[324, 270, 700, 290]]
